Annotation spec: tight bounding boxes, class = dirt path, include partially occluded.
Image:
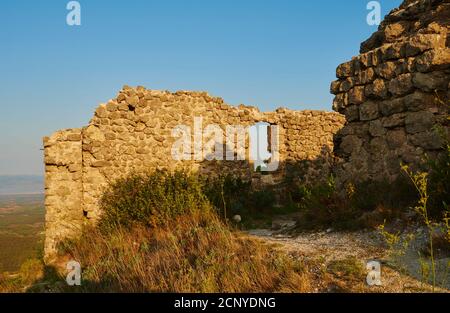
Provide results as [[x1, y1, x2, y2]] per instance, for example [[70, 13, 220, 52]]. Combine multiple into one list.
[[246, 217, 449, 293]]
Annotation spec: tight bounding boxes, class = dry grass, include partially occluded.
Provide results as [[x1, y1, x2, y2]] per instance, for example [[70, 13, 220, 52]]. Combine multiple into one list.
[[59, 210, 313, 293], [327, 257, 365, 282], [19, 259, 44, 285], [0, 258, 44, 293]]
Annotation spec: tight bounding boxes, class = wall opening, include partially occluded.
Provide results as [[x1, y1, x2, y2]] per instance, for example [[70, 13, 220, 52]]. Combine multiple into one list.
[[249, 122, 272, 172]]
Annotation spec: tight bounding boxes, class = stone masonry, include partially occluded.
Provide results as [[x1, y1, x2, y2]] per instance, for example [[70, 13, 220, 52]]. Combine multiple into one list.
[[43, 87, 344, 259], [44, 0, 449, 261], [331, 0, 449, 185]]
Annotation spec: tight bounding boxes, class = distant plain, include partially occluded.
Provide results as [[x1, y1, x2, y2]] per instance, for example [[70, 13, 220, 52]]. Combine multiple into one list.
[[0, 176, 45, 272]]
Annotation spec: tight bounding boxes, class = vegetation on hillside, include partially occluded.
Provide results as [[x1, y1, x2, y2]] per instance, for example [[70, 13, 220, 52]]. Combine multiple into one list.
[[0, 194, 44, 273], [1, 138, 448, 292], [47, 171, 313, 292], [378, 142, 450, 291]]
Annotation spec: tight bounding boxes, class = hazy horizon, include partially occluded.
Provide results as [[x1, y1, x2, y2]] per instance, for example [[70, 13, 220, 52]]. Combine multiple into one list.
[[0, 175, 44, 195]]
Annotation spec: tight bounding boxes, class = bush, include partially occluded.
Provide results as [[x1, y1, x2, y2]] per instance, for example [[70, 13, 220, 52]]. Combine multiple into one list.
[[301, 192, 361, 230], [203, 174, 252, 219], [55, 171, 316, 292], [292, 176, 359, 230], [99, 170, 280, 232], [293, 175, 417, 231], [99, 170, 211, 229], [351, 175, 416, 212], [249, 189, 276, 211], [19, 258, 44, 285], [203, 174, 276, 219]]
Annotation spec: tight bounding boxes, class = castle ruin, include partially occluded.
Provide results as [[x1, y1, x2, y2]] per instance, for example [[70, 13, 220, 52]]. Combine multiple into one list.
[[43, 89, 344, 258], [43, 0, 449, 260]]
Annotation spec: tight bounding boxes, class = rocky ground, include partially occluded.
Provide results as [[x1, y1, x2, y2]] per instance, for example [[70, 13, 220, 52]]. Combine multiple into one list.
[[247, 215, 449, 293]]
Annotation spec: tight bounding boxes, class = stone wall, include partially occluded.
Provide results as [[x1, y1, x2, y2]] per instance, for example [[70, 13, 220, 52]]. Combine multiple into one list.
[[43, 86, 344, 259], [44, 0, 449, 261], [331, 0, 449, 185], [43, 129, 84, 257]]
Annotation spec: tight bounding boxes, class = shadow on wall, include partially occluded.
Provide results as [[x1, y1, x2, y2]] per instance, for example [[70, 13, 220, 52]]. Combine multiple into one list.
[[197, 141, 338, 204]]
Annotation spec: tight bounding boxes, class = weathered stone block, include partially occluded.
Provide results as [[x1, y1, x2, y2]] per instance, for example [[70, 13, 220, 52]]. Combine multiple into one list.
[[403, 91, 438, 112], [375, 61, 398, 80], [348, 86, 365, 105], [386, 129, 406, 149], [405, 111, 435, 134], [382, 42, 405, 61], [68, 164, 82, 173], [357, 68, 376, 85], [336, 61, 354, 78], [95, 106, 108, 118], [384, 22, 409, 41], [91, 161, 109, 167], [412, 71, 449, 92], [408, 130, 443, 150], [360, 101, 379, 121], [344, 105, 359, 122], [382, 113, 406, 128], [405, 34, 446, 57], [369, 119, 386, 137], [106, 102, 118, 112], [359, 52, 371, 68], [365, 79, 388, 99], [339, 77, 356, 92], [415, 48, 450, 72], [379, 98, 405, 116], [67, 134, 82, 142], [370, 137, 388, 155], [330, 80, 341, 94], [399, 144, 422, 164], [388, 73, 414, 96], [105, 132, 116, 140], [340, 135, 362, 155], [332, 93, 348, 112]]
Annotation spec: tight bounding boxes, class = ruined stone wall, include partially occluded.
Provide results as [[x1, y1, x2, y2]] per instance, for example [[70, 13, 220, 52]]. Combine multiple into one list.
[[43, 0, 450, 260], [43, 86, 344, 259], [43, 129, 84, 257], [331, 0, 449, 185]]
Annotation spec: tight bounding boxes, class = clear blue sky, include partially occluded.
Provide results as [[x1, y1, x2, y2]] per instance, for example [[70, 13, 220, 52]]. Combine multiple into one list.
[[0, 0, 402, 175]]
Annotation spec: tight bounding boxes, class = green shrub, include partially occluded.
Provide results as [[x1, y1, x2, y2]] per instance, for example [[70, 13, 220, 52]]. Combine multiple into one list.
[[99, 170, 211, 229], [351, 175, 417, 212], [99, 170, 280, 230], [203, 174, 252, 219], [294, 175, 417, 231], [294, 176, 362, 230], [203, 174, 276, 219], [249, 189, 276, 211]]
